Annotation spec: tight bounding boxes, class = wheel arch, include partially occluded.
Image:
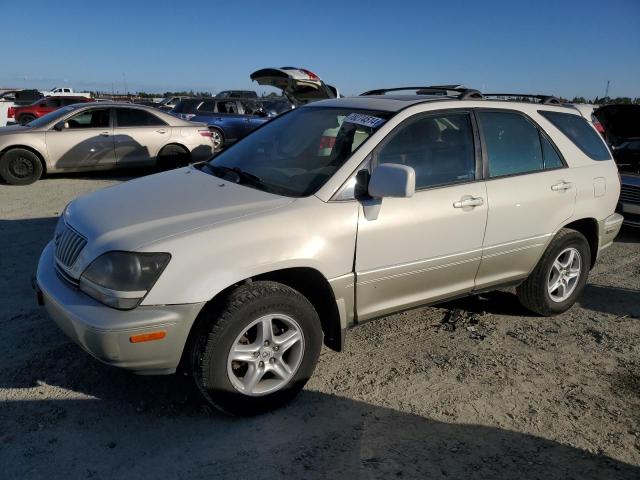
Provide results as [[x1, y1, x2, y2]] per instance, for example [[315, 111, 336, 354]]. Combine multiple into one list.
[[180, 267, 343, 374], [0, 144, 47, 174], [559, 217, 599, 268]]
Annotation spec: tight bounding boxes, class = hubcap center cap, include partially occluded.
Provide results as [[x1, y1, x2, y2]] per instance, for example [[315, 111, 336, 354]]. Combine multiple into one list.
[[260, 348, 273, 359]]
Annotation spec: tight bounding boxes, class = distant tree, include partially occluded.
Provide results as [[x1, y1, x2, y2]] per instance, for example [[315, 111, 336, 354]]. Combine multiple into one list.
[[572, 96, 587, 104]]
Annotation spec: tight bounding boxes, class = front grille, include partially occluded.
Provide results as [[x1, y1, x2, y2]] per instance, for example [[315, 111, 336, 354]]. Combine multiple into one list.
[[54, 224, 87, 268], [620, 184, 640, 205]]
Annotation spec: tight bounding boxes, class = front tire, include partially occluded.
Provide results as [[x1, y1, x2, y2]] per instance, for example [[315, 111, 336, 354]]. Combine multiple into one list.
[[0, 148, 43, 185], [191, 281, 322, 416], [517, 228, 591, 316]]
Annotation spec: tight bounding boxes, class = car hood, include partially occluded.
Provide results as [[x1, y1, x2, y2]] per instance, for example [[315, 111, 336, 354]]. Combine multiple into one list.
[[594, 105, 640, 144], [65, 167, 294, 252], [250, 67, 338, 106], [0, 124, 31, 135]]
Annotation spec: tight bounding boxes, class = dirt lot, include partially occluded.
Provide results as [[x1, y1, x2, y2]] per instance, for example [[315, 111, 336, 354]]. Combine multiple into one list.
[[1, 172, 640, 479]]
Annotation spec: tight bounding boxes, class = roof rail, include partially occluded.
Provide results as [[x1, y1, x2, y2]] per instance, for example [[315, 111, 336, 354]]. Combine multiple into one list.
[[360, 85, 484, 100], [483, 93, 562, 105]]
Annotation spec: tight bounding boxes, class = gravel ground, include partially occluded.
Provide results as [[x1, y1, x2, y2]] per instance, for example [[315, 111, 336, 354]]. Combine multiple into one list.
[[1, 172, 640, 479]]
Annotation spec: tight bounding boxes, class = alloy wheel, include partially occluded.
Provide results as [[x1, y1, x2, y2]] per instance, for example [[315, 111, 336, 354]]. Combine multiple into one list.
[[548, 247, 582, 302], [226, 314, 304, 396]]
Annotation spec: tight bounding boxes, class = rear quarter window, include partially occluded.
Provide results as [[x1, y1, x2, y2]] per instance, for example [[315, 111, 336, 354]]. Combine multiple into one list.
[[539, 110, 611, 161]]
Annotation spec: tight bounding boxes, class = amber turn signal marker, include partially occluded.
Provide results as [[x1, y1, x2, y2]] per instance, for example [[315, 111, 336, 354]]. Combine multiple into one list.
[[129, 331, 166, 343]]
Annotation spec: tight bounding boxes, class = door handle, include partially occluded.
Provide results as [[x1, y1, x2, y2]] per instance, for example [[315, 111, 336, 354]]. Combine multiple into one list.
[[99, 131, 110, 137], [453, 196, 484, 208], [551, 181, 573, 191], [156, 129, 168, 134]]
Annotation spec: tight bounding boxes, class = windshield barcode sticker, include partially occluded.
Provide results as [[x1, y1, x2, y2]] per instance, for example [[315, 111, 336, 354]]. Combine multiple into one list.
[[344, 113, 386, 129]]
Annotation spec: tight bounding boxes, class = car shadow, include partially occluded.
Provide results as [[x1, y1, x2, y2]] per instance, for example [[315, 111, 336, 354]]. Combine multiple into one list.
[[1, 386, 638, 479], [578, 284, 640, 318]]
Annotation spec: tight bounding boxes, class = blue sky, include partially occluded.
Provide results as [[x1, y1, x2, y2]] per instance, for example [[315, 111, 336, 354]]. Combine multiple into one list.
[[2, 0, 639, 98]]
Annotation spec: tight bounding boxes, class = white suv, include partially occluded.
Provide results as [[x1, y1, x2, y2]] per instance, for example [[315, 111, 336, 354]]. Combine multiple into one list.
[[36, 87, 623, 415]]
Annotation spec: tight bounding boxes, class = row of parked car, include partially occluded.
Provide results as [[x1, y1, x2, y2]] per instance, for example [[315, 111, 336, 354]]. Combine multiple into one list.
[[0, 68, 637, 229]]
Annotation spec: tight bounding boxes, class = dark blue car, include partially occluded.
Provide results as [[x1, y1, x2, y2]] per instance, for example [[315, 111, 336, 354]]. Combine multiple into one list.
[[172, 98, 289, 150]]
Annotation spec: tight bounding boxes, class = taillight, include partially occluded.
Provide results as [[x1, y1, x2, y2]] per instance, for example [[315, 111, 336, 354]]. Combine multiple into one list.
[[300, 68, 319, 80], [591, 114, 605, 136], [7, 107, 15, 118], [199, 129, 213, 137]]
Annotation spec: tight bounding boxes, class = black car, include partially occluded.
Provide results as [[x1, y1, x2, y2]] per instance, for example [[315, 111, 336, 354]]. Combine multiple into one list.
[[216, 90, 258, 98], [595, 104, 640, 227]]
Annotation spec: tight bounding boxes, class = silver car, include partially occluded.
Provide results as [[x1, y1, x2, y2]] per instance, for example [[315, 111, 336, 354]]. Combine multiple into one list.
[[36, 88, 623, 415], [0, 102, 215, 185]]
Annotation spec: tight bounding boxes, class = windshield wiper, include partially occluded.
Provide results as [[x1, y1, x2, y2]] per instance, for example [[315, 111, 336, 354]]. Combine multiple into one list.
[[208, 165, 267, 189]]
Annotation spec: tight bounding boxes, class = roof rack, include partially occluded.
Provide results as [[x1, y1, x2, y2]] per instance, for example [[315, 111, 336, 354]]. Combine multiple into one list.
[[359, 85, 483, 100], [483, 93, 562, 105]]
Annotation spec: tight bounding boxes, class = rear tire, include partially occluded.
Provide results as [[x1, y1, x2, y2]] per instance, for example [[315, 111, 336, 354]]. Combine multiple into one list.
[[210, 128, 224, 151], [157, 144, 190, 170], [191, 281, 322, 416], [18, 114, 36, 125], [0, 148, 43, 185], [517, 228, 591, 316]]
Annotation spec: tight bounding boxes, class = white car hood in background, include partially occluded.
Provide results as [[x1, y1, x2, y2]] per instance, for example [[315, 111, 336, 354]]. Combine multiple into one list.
[[65, 167, 294, 252]]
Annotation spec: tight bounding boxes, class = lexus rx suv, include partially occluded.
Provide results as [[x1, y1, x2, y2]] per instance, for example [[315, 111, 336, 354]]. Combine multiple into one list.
[[36, 87, 623, 415]]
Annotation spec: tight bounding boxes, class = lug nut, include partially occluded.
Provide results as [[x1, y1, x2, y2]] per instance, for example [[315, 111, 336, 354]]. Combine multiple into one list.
[[264, 340, 270, 347], [273, 345, 279, 351], [269, 357, 276, 364], [253, 351, 259, 358], [258, 361, 264, 368]]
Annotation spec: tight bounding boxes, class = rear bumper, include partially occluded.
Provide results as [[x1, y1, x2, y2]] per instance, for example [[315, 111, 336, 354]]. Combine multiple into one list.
[[36, 242, 206, 374], [597, 213, 624, 254]]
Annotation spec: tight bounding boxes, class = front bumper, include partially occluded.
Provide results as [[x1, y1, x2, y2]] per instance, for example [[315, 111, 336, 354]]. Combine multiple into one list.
[[36, 242, 206, 374]]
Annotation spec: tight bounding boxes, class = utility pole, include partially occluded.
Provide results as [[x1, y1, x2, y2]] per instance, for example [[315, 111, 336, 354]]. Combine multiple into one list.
[[605, 80, 610, 98]]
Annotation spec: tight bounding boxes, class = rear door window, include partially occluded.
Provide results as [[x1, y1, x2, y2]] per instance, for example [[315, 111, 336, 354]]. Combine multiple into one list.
[[116, 108, 166, 127], [197, 100, 216, 113], [539, 111, 611, 160], [478, 111, 565, 177]]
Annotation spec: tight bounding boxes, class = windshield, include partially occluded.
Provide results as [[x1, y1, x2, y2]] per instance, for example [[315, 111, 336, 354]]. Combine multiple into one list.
[[205, 107, 391, 197], [26, 106, 77, 128]]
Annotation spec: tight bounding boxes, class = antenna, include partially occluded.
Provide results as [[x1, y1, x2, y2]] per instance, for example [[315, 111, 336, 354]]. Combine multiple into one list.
[[605, 80, 610, 98], [122, 72, 128, 96]]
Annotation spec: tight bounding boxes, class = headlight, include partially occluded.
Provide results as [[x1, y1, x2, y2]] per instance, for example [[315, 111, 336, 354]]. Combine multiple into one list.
[[79, 251, 171, 310]]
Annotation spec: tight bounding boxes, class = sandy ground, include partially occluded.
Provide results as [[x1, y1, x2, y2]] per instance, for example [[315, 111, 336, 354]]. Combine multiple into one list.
[[1, 171, 640, 479]]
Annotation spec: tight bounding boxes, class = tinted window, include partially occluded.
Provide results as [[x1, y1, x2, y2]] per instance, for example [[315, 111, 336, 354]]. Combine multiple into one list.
[[377, 112, 476, 189], [216, 101, 238, 114], [43, 98, 62, 108], [479, 112, 544, 177], [172, 100, 200, 114], [539, 111, 610, 160], [67, 108, 110, 129], [541, 134, 564, 169], [116, 108, 165, 127], [197, 100, 216, 112]]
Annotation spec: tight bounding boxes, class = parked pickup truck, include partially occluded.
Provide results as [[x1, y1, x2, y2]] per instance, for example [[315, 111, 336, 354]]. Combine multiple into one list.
[[0, 89, 43, 126], [41, 87, 92, 98], [9, 96, 92, 125]]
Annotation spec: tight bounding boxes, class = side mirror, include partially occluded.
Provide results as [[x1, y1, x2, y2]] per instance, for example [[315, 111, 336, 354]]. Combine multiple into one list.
[[53, 121, 69, 131], [368, 163, 415, 199]]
